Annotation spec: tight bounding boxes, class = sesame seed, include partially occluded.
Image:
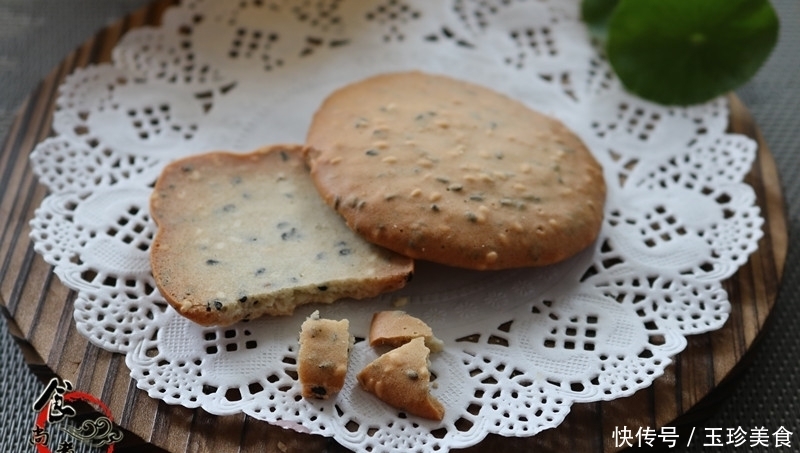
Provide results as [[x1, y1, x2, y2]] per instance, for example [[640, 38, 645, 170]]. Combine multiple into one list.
[[417, 158, 434, 168]]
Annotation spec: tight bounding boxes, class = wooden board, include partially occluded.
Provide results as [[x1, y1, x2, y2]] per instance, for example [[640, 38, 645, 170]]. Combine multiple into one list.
[[0, 1, 787, 452]]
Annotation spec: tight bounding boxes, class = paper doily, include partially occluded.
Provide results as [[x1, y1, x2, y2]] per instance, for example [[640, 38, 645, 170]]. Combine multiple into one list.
[[28, 0, 763, 451]]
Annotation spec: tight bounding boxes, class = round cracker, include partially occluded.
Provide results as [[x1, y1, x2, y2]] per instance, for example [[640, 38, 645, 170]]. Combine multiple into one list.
[[305, 71, 606, 270]]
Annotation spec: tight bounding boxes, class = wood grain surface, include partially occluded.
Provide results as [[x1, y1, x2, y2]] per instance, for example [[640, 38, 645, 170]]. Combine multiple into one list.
[[0, 1, 787, 452]]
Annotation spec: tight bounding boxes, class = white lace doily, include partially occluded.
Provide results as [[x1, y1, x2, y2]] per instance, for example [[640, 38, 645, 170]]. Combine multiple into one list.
[[28, 0, 763, 451]]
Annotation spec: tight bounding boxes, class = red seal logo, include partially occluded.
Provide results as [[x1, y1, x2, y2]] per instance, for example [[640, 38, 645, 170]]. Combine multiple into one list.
[[30, 377, 123, 453]]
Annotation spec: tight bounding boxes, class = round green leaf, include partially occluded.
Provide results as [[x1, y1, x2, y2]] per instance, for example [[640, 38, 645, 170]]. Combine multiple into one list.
[[606, 0, 779, 105]]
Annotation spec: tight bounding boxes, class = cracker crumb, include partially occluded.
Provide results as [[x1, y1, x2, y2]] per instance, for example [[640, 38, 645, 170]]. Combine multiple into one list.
[[392, 296, 409, 308]]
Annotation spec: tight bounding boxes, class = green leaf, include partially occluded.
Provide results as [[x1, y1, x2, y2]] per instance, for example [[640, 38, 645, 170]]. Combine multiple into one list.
[[606, 0, 779, 106], [580, 0, 620, 43]]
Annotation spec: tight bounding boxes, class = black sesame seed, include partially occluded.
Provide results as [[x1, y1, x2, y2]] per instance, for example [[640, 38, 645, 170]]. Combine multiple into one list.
[[281, 227, 298, 241], [238, 296, 248, 303], [317, 285, 328, 291], [279, 151, 289, 161], [311, 386, 327, 397], [365, 149, 379, 156], [214, 300, 223, 310], [255, 267, 266, 276], [206, 259, 220, 265], [339, 248, 352, 256]]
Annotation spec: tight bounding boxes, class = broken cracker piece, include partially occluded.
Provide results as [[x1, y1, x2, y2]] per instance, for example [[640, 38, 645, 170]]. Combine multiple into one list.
[[369, 310, 444, 352], [148, 145, 414, 326], [357, 337, 444, 420], [297, 310, 353, 400]]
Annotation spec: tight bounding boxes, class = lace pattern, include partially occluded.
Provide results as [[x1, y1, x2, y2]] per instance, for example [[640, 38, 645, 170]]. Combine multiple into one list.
[[29, 1, 762, 451]]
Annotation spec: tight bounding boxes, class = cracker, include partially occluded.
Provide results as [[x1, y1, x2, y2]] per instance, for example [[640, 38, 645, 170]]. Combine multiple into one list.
[[297, 310, 352, 399], [357, 337, 445, 421], [149, 145, 414, 326], [369, 310, 443, 352], [305, 71, 606, 270]]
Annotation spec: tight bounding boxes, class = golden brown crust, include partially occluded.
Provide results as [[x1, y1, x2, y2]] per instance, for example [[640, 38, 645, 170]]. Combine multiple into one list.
[[149, 145, 414, 326], [357, 337, 444, 421], [369, 310, 443, 352], [305, 71, 606, 270]]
